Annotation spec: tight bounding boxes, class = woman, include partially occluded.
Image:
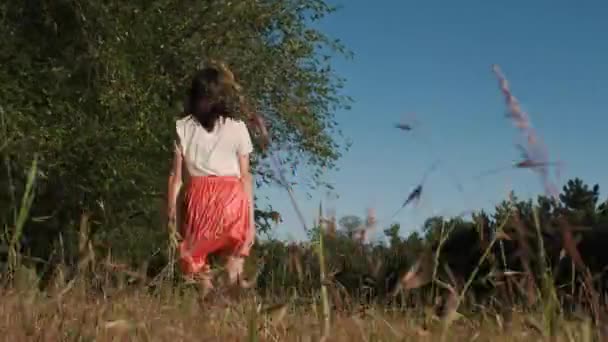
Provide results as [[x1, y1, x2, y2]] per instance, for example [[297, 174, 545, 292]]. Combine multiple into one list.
[[166, 65, 255, 292]]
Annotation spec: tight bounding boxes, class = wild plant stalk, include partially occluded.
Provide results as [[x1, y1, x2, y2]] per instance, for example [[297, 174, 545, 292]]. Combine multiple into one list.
[[6, 156, 38, 276], [247, 303, 259, 342], [570, 258, 576, 298], [532, 206, 560, 336], [166, 224, 177, 285], [507, 195, 538, 306], [556, 216, 602, 329], [431, 220, 454, 307], [314, 204, 330, 337], [440, 208, 513, 342], [317, 229, 331, 340]]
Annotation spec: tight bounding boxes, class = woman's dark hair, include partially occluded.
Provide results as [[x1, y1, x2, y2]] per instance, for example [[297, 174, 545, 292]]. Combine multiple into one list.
[[185, 67, 236, 132]]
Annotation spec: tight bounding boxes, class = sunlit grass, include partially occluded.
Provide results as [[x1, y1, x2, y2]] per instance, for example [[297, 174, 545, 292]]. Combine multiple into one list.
[[0, 157, 601, 341], [0, 281, 597, 341]]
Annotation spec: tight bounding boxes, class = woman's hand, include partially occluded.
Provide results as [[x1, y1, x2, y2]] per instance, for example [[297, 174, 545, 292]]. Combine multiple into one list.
[[167, 221, 181, 250], [167, 206, 182, 250]]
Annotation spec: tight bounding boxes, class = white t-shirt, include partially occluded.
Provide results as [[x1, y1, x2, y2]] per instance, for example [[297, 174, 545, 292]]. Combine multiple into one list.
[[175, 115, 253, 177]]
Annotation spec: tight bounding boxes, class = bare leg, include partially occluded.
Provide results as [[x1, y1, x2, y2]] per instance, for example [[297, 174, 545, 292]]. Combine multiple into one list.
[[198, 264, 214, 298], [225, 255, 245, 286]]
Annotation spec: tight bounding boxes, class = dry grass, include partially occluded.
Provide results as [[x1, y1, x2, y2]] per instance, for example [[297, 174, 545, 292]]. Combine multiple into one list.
[[0, 280, 597, 342]]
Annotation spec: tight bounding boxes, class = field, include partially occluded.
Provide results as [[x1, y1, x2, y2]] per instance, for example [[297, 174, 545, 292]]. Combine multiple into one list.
[[0, 280, 600, 342], [0, 222, 604, 342], [0, 281, 597, 342], [2, 157, 608, 341]]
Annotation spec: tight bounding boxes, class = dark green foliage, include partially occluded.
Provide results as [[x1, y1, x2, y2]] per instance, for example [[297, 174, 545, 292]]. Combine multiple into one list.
[[250, 177, 608, 313]]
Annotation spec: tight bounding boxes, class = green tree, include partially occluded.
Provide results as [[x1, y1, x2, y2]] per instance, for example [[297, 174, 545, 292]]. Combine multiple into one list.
[[599, 199, 608, 223], [402, 230, 424, 261], [383, 223, 401, 247], [536, 195, 558, 229], [0, 0, 351, 264], [338, 215, 362, 238], [558, 178, 600, 226], [422, 216, 445, 243], [471, 210, 494, 250]]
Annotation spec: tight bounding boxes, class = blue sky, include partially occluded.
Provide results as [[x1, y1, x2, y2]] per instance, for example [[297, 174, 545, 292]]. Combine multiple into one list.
[[257, 0, 608, 242]]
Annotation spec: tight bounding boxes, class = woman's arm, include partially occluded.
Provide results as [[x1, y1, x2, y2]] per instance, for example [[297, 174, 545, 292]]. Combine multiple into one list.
[[167, 142, 183, 225], [238, 153, 255, 250]]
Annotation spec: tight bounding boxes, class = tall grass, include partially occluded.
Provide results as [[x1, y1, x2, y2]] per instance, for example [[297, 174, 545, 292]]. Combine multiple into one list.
[[3, 156, 38, 279], [0, 155, 604, 341]]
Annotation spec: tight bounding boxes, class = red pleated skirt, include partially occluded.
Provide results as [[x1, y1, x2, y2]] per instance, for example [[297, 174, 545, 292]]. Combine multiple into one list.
[[178, 175, 253, 275]]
